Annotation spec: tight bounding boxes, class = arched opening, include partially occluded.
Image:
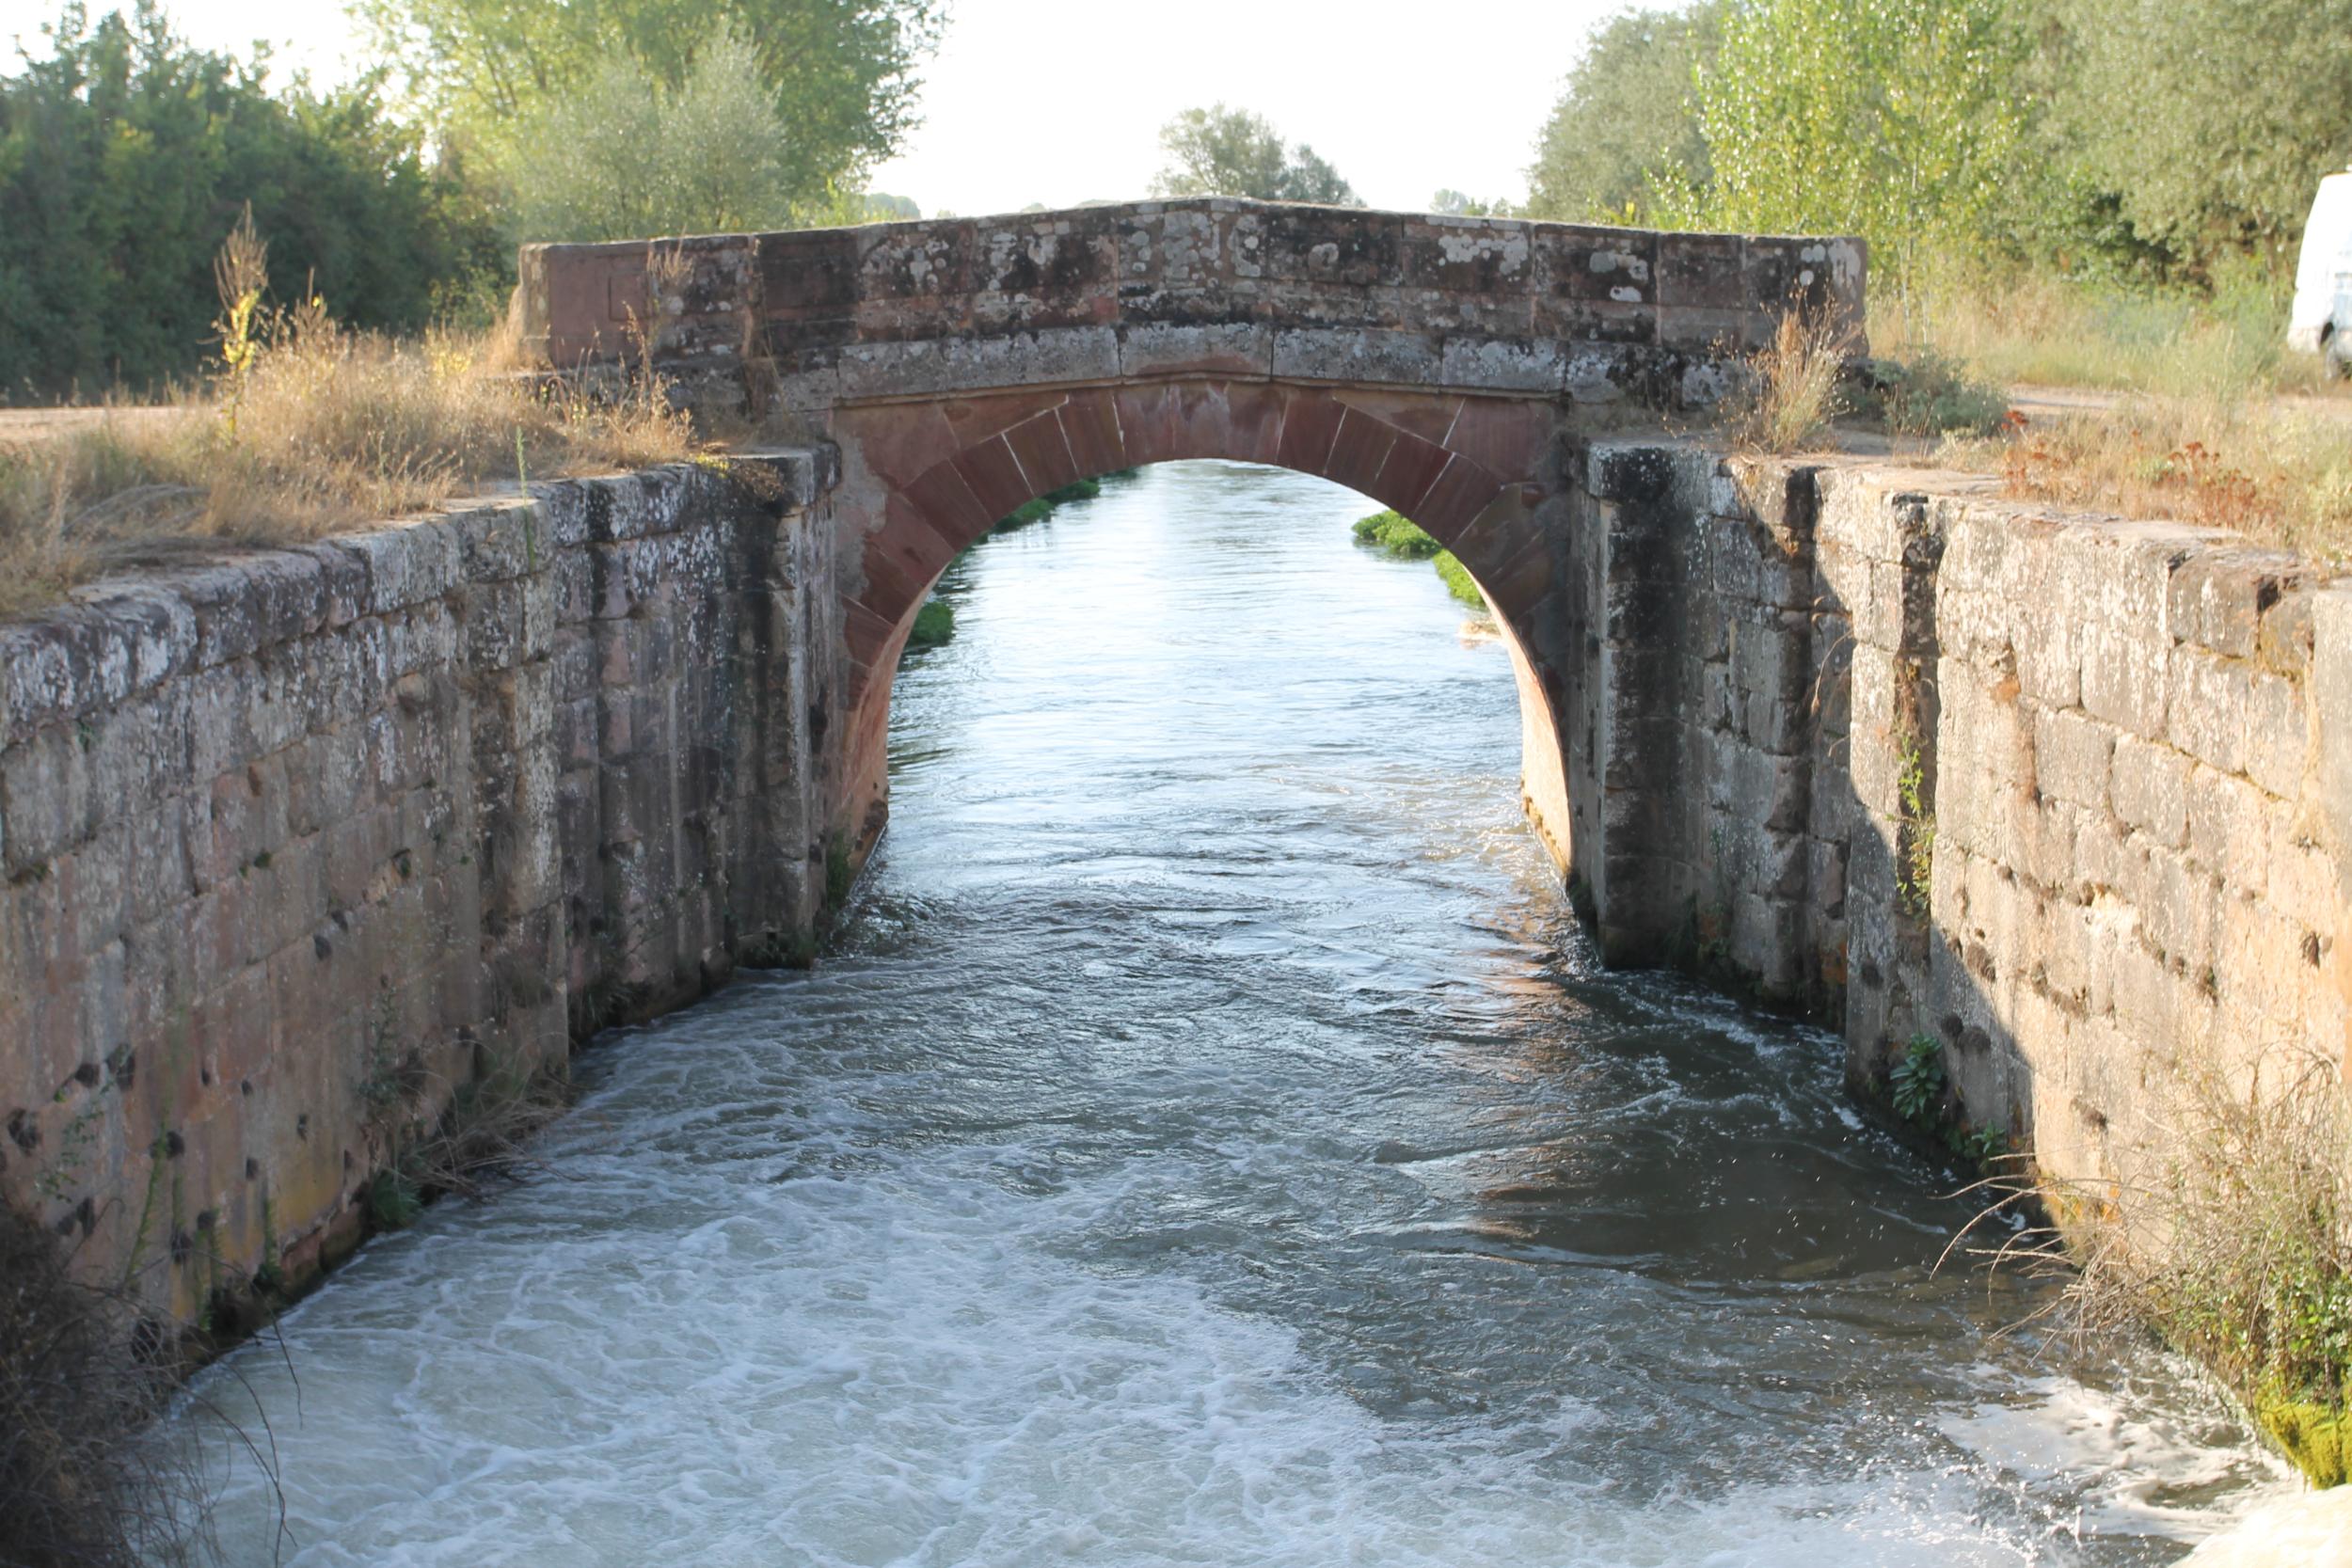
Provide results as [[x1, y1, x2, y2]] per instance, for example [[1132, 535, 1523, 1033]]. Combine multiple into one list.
[[822, 377, 1584, 899]]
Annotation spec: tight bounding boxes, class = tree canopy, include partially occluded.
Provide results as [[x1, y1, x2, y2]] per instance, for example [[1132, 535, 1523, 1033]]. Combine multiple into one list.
[[356, 0, 942, 209], [2054, 0, 2352, 267], [507, 23, 803, 241], [1151, 105, 1360, 206], [1524, 3, 1719, 224], [1673, 0, 2022, 290], [0, 2, 503, 398], [1531, 0, 2352, 287]]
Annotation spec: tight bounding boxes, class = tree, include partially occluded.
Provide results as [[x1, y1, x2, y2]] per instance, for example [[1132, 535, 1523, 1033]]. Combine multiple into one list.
[[1525, 3, 1721, 224], [508, 24, 802, 241], [1672, 0, 2025, 294], [2055, 0, 2352, 271], [357, 0, 943, 210], [0, 3, 503, 397], [1430, 189, 1517, 218], [1150, 104, 1361, 206]]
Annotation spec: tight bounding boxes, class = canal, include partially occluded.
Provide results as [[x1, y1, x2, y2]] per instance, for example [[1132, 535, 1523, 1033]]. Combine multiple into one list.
[[169, 461, 2286, 1565]]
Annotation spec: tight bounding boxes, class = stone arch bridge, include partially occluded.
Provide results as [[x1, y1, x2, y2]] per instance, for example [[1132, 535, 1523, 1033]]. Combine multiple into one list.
[[519, 198, 1867, 965], [21, 199, 2346, 1330]]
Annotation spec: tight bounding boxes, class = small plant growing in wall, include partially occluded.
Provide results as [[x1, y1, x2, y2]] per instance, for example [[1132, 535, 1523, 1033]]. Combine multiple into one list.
[[1895, 728, 1935, 919], [1889, 1034, 1946, 1125]]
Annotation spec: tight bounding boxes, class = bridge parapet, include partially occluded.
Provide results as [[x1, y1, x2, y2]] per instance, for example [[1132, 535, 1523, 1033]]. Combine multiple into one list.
[[516, 199, 1866, 411]]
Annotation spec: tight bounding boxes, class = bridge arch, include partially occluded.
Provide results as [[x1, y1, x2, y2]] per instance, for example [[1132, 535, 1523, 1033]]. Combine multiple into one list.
[[517, 198, 1867, 957], [827, 377, 1575, 863]]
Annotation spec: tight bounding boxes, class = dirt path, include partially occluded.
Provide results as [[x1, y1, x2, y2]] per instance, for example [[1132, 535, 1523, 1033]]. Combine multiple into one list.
[[2009, 381, 2352, 427]]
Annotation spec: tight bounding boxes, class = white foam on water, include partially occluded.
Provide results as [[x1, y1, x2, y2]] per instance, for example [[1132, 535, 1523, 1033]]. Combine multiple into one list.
[[172, 1090, 2294, 1567], [156, 464, 2297, 1565]]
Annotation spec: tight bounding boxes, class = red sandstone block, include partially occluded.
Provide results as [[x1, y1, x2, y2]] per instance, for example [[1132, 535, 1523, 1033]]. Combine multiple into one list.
[[1164, 382, 1236, 462], [1370, 432, 1452, 518], [1222, 382, 1288, 466], [1457, 519, 1556, 626], [950, 436, 1032, 527], [1000, 411, 1084, 499], [903, 462, 993, 542], [1444, 399, 1556, 485], [1415, 454, 1505, 537], [1324, 408, 1400, 496], [939, 389, 1070, 452], [1057, 391, 1128, 478], [837, 403, 962, 488], [842, 598, 902, 683], [860, 498, 963, 624], [1333, 389, 1460, 448], [1274, 390, 1345, 474], [1111, 383, 1182, 468]]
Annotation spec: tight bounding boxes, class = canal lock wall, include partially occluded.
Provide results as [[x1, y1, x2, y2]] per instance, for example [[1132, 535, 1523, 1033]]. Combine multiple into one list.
[[5, 433, 2352, 1328], [1579, 442, 2352, 1207], [0, 453, 846, 1322]]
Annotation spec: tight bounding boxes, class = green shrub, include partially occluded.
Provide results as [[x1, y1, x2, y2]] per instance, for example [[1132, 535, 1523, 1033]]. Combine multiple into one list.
[[1354, 510, 1487, 610], [1889, 1034, 1946, 1123], [1, 1200, 193, 1565], [1860, 351, 2011, 437], [1433, 550, 1485, 609], [990, 476, 1103, 536], [905, 597, 954, 650], [1350, 508, 1443, 559]]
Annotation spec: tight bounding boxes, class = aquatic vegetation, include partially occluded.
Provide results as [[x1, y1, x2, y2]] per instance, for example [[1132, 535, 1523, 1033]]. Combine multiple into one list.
[[1433, 549, 1485, 608], [1978, 1042, 2352, 1488], [1353, 509, 1486, 610], [1350, 508, 1443, 559], [907, 597, 955, 650], [991, 477, 1104, 535]]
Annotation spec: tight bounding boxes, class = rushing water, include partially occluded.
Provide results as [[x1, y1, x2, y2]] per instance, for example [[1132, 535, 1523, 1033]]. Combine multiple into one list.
[[171, 462, 2290, 1566]]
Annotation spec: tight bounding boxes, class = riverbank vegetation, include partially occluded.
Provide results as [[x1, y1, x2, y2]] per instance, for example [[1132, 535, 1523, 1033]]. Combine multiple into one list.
[[1532, 0, 2349, 328], [1530, 0, 2352, 552], [0, 1199, 209, 1568], [905, 598, 955, 651], [0, 0, 936, 402], [1983, 1047, 2352, 1487], [1351, 509, 1485, 610], [0, 223, 695, 618]]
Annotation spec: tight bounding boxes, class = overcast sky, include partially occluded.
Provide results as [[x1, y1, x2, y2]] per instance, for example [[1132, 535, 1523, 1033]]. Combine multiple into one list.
[[1, 0, 1633, 215]]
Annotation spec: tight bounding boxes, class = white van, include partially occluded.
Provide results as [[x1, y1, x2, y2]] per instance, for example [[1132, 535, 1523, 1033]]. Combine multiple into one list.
[[2291, 171, 2352, 376]]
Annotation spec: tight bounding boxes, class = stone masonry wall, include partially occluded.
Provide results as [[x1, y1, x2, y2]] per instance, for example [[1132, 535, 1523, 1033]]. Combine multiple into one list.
[[516, 199, 1868, 417], [1582, 442, 2352, 1205], [0, 452, 842, 1323], [12, 426, 2352, 1329]]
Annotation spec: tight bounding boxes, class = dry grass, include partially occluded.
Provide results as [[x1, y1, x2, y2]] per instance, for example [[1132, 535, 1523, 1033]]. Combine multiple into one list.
[[1718, 309, 1851, 454], [0, 313, 694, 623], [1939, 394, 2352, 563], [1955, 1042, 2352, 1487], [1864, 271, 2352, 564], [1, 1200, 233, 1566], [1880, 270, 2343, 401]]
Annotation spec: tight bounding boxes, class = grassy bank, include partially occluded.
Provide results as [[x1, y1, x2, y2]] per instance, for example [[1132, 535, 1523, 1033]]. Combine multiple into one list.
[[1864, 276, 2352, 564], [1884, 272, 2334, 401], [1351, 509, 1485, 610], [0, 313, 693, 622]]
